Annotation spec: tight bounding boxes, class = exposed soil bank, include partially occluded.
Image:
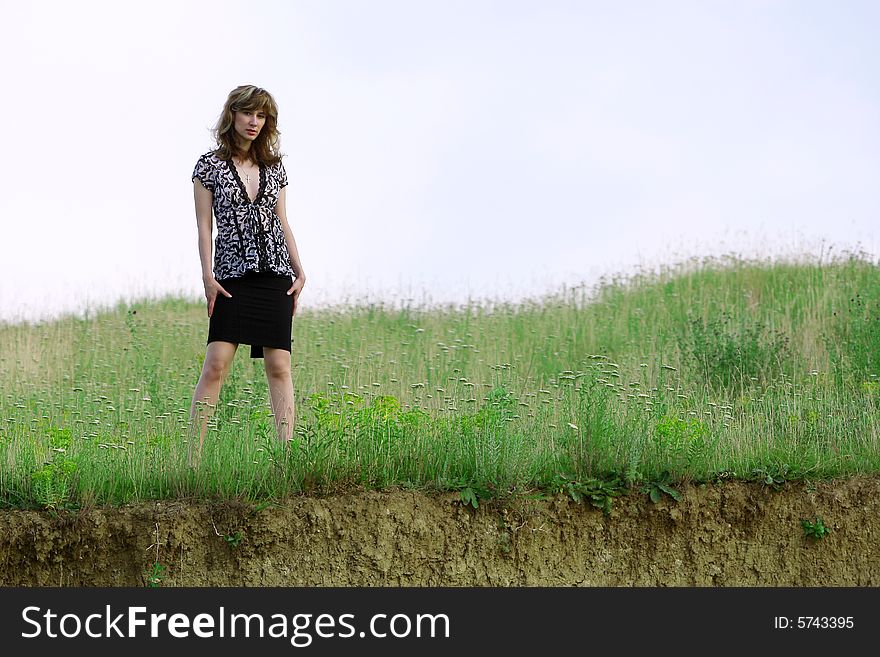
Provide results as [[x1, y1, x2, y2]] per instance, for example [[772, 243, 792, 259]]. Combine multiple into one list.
[[2, 478, 878, 586]]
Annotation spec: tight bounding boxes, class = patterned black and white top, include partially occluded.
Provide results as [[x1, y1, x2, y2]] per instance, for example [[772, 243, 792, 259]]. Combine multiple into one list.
[[191, 151, 295, 281]]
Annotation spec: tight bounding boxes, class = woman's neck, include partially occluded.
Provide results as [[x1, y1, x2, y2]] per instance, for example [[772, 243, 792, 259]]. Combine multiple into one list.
[[234, 138, 253, 163]]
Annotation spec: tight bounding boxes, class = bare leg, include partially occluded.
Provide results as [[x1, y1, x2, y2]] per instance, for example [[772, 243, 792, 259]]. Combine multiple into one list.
[[263, 346, 294, 442], [188, 341, 238, 464]]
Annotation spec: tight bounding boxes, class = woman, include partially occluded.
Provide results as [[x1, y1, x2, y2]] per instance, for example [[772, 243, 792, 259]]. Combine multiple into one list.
[[188, 85, 306, 461]]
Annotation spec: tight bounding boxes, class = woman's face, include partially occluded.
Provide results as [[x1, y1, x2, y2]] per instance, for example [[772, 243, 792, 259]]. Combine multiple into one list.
[[233, 108, 267, 144]]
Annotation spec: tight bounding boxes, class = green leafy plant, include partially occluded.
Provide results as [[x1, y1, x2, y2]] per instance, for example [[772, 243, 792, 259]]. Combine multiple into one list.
[[548, 473, 624, 514], [749, 463, 790, 491], [144, 561, 166, 587], [224, 531, 243, 548], [802, 517, 830, 540], [442, 478, 495, 510], [31, 460, 76, 510], [459, 486, 479, 509], [642, 471, 683, 504]]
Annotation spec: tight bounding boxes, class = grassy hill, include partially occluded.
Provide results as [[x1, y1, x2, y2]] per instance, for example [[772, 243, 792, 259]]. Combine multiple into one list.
[[1, 251, 879, 509]]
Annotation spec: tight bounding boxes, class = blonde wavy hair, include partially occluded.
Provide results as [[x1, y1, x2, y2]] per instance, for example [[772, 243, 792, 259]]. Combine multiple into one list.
[[212, 85, 282, 165]]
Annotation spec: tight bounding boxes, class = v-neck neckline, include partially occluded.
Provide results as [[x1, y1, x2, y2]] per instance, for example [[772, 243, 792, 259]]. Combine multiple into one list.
[[227, 158, 264, 204]]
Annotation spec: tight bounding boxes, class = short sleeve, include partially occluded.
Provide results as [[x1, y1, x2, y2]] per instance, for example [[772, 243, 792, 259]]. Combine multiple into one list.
[[277, 161, 288, 189], [191, 154, 215, 192]]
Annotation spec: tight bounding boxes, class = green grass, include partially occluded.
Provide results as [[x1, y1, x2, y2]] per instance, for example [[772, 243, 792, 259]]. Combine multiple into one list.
[[2, 250, 879, 509]]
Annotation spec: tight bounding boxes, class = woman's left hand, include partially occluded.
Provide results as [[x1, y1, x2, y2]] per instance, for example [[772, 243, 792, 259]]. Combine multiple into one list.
[[286, 275, 306, 317]]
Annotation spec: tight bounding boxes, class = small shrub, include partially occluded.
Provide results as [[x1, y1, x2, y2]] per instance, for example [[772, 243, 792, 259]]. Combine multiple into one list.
[[828, 293, 880, 380], [678, 310, 791, 391], [653, 415, 710, 471]]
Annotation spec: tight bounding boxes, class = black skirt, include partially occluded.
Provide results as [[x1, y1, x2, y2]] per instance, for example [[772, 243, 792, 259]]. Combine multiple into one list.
[[207, 270, 294, 358]]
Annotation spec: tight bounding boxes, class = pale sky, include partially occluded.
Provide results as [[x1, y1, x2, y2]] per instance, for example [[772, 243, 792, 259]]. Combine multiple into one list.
[[1, 0, 878, 323]]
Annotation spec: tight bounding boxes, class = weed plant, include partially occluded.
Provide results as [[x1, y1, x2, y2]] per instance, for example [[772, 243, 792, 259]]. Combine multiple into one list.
[[1, 251, 879, 508]]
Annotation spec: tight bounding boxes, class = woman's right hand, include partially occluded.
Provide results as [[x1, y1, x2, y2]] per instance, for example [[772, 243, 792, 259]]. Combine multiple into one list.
[[203, 277, 232, 318]]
